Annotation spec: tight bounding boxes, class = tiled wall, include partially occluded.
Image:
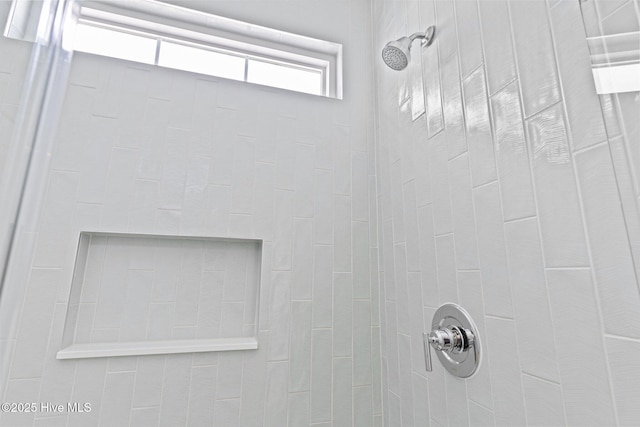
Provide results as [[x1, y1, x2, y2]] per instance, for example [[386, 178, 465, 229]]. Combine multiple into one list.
[[372, 0, 640, 426], [1, 1, 381, 426]]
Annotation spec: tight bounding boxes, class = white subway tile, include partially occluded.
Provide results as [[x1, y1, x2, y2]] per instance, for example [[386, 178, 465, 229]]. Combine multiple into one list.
[[385, 301, 401, 395], [472, 182, 514, 319], [526, 104, 589, 267], [489, 81, 536, 221], [129, 407, 160, 427], [252, 162, 275, 241], [468, 401, 495, 427], [187, 365, 216, 426], [313, 168, 334, 245], [99, 372, 135, 427], [352, 151, 370, 222], [455, 0, 483, 78], [332, 357, 353, 426], [509, 0, 561, 117], [548, 0, 607, 151], [312, 245, 333, 329], [457, 271, 494, 411], [398, 334, 416, 425], [216, 352, 243, 399], [606, 335, 640, 425], [394, 243, 411, 335], [429, 133, 454, 235], [445, 373, 469, 427], [333, 273, 353, 358], [240, 331, 267, 426], [406, 0, 426, 120], [419, 3, 444, 138], [272, 190, 294, 270], [287, 392, 310, 427], [354, 301, 373, 386], [310, 329, 332, 423], [158, 128, 188, 210], [353, 221, 371, 299], [333, 125, 352, 195], [220, 302, 245, 338], [68, 359, 106, 427], [268, 271, 291, 361], [354, 385, 374, 427], [417, 205, 438, 307], [449, 153, 480, 270], [293, 144, 315, 220], [435, 0, 457, 62], [33, 171, 79, 267], [504, 218, 559, 382], [334, 195, 352, 272], [213, 399, 240, 427], [412, 372, 430, 425], [390, 160, 407, 244], [205, 185, 231, 237], [478, 0, 516, 95], [10, 268, 60, 379], [289, 301, 313, 392], [158, 355, 191, 427], [292, 218, 313, 300], [435, 234, 458, 304], [168, 74, 196, 130], [463, 67, 497, 187], [231, 136, 256, 215], [601, 0, 640, 34], [407, 272, 426, 374], [484, 317, 526, 427], [441, 54, 467, 160], [402, 180, 421, 272], [546, 268, 616, 425], [102, 147, 138, 230], [132, 355, 165, 408], [522, 374, 566, 426]]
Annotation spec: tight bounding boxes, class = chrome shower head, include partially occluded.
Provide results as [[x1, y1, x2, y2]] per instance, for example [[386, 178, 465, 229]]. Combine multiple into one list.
[[382, 26, 435, 71]]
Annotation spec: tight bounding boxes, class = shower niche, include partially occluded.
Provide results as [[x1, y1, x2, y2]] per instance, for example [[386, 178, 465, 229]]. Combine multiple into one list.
[[57, 232, 262, 359]]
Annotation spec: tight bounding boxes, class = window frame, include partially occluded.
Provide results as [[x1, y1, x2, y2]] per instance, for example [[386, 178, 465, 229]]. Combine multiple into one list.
[[67, 1, 342, 98]]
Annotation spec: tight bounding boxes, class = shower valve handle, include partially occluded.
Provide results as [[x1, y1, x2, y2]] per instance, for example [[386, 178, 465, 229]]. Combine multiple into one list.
[[423, 326, 472, 372]]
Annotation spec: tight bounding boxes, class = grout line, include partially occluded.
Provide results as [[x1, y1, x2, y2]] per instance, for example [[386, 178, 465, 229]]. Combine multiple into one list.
[[571, 139, 609, 157], [472, 178, 498, 191], [467, 397, 494, 413], [484, 314, 515, 321], [544, 266, 591, 271], [503, 214, 537, 225], [488, 76, 519, 98], [603, 333, 640, 343], [521, 370, 561, 386]]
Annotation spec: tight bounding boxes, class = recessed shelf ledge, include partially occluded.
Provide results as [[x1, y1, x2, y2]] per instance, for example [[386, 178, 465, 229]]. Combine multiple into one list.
[[56, 337, 258, 360]]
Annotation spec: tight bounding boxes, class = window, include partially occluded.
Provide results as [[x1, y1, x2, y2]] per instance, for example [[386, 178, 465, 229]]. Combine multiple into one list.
[[66, 2, 342, 98]]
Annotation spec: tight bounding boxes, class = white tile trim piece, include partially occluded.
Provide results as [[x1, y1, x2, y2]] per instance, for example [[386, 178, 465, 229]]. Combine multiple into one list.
[[56, 337, 258, 359]]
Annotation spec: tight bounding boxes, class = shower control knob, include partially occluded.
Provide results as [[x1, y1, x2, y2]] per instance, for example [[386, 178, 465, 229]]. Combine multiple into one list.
[[423, 304, 481, 378]]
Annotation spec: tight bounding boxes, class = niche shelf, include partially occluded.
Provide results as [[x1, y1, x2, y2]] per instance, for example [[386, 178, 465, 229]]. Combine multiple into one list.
[[57, 232, 261, 359]]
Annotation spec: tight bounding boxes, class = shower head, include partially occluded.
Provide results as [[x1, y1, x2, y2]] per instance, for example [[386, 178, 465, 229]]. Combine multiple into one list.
[[382, 26, 435, 71]]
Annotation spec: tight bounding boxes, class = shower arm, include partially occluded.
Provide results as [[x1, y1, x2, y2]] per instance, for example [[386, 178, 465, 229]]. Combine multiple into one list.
[[409, 26, 436, 47]]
